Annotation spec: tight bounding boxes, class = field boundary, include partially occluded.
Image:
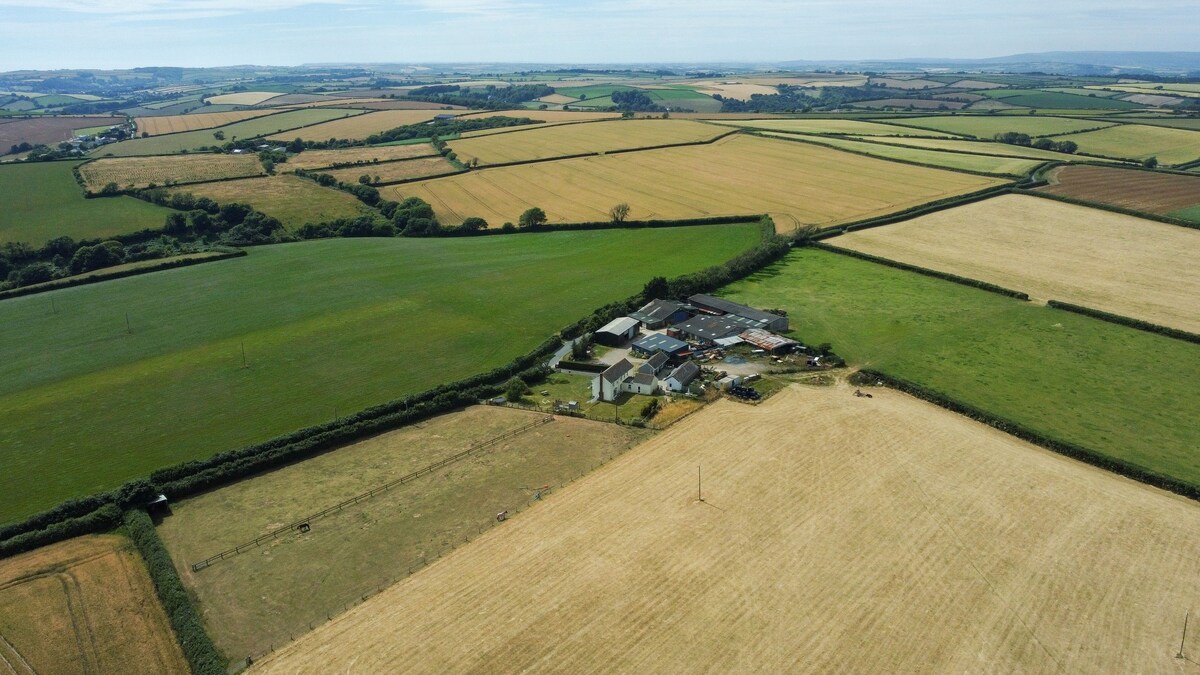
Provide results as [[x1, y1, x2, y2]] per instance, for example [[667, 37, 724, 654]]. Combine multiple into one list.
[[856, 369, 1200, 501], [877, 115, 1117, 139], [93, 110, 366, 157], [1019, 183, 1200, 231], [0, 250, 246, 302], [189, 415, 554, 572], [811, 183, 1021, 239], [1046, 300, 1200, 344], [807, 242, 1031, 300]]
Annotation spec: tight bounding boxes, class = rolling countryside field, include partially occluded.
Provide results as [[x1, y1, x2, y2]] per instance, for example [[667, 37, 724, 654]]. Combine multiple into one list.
[[78, 153, 266, 190], [166, 175, 370, 228], [713, 118, 965, 137], [0, 116, 124, 152], [836, 194, 1200, 331], [95, 108, 364, 156], [264, 109, 474, 142], [387, 134, 1005, 230], [883, 115, 1115, 138], [251, 384, 1200, 674], [0, 225, 760, 523], [0, 534, 187, 674], [135, 109, 281, 136], [1046, 124, 1200, 165], [846, 134, 1127, 162], [771, 134, 1044, 175], [448, 119, 727, 165], [1040, 164, 1200, 220], [0, 161, 172, 245], [724, 248, 1200, 486], [159, 406, 651, 658], [323, 155, 459, 184], [281, 143, 438, 171]]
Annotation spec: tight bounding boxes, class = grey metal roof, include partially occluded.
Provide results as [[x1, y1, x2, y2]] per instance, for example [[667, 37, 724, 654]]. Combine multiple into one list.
[[630, 299, 683, 324], [688, 294, 783, 325], [646, 351, 669, 369], [673, 315, 744, 341], [597, 316, 639, 336], [600, 358, 634, 382], [667, 361, 700, 385], [632, 333, 689, 353]]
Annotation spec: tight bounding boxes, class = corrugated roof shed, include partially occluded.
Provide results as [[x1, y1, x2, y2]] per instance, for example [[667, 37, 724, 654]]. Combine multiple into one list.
[[673, 315, 744, 342], [740, 329, 799, 352], [630, 299, 683, 325], [632, 333, 689, 354], [688, 294, 784, 326], [597, 316, 639, 336]]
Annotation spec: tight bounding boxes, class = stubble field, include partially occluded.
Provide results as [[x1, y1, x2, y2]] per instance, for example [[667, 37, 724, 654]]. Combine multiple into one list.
[[79, 153, 266, 190], [447, 119, 727, 165], [0, 534, 187, 674], [281, 143, 437, 171], [97, 109, 363, 156], [837, 194, 1200, 332], [265, 109, 475, 142], [323, 156, 459, 184], [134, 109, 280, 136], [167, 175, 370, 228], [250, 384, 1200, 674], [772, 134, 1043, 175], [387, 134, 1005, 230]]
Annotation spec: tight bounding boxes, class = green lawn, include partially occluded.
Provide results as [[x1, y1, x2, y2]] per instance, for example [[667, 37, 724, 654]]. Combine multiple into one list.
[[93, 108, 364, 157], [724, 247, 1200, 488], [0, 224, 761, 523], [0, 161, 173, 246]]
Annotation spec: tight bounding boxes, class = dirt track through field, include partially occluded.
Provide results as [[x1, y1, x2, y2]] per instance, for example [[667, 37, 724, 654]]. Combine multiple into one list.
[[251, 384, 1200, 674], [838, 194, 1200, 332]]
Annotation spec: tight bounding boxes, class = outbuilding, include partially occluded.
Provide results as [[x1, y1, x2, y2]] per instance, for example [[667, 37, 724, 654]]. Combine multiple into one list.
[[670, 315, 744, 346], [624, 372, 659, 395], [630, 299, 691, 329], [739, 328, 800, 354], [663, 361, 700, 392], [631, 333, 690, 358], [688, 294, 789, 331], [638, 351, 669, 376], [594, 317, 640, 347]]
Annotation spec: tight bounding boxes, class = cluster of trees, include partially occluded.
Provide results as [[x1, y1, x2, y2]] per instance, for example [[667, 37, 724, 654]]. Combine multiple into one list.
[[993, 132, 1078, 153], [404, 84, 553, 108], [609, 90, 665, 112], [717, 84, 889, 113]]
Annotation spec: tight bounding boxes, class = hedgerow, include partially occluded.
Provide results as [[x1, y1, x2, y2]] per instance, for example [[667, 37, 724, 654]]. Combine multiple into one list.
[[808, 242, 1030, 300]]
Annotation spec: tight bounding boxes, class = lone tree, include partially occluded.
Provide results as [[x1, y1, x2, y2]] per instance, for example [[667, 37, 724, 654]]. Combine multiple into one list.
[[518, 207, 547, 228], [609, 202, 631, 223], [504, 376, 526, 402], [1143, 156, 1159, 168]]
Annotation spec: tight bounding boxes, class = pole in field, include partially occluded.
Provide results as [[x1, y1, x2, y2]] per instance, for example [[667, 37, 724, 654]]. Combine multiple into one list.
[[125, 312, 131, 334], [240, 341, 248, 369], [1179, 610, 1190, 659], [697, 465, 703, 502]]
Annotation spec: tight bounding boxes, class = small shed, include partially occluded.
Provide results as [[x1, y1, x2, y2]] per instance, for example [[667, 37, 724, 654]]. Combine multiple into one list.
[[594, 317, 640, 347], [663, 361, 700, 392], [638, 351, 670, 376], [623, 372, 659, 395]]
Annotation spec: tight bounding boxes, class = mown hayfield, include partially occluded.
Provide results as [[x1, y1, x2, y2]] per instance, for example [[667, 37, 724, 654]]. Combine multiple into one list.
[[884, 115, 1116, 138], [265, 109, 475, 142], [714, 118, 963, 137], [250, 384, 1200, 674], [205, 91, 284, 106], [725, 247, 1200, 486], [448, 119, 726, 165], [1040, 164, 1200, 220], [838, 194, 1200, 331], [1048, 124, 1200, 165], [772, 134, 1042, 176], [0, 534, 187, 674], [282, 143, 438, 171], [159, 406, 650, 660], [135, 109, 281, 136], [388, 134, 1004, 231], [846, 134, 1126, 163], [96, 109, 363, 157], [78, 153, 266, 190], [324, 156, 459, 184], [0, 161, 172, 245], [167, 175, 369, 228], [0, 225, 760, 523]]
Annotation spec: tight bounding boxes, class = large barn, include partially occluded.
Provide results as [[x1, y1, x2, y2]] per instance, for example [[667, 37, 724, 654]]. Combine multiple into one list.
[[687, 294, 789, 331], [594, 317, 640, 346]]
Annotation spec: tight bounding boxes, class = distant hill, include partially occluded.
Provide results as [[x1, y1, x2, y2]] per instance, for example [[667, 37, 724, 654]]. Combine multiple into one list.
[[776, 51, 1200, 76]]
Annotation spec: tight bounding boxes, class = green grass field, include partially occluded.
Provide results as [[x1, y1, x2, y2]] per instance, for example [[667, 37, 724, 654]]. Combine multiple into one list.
[[724, 247, 1200, 488], [0, 161, 173, 246], [93, 108, 363, 157], [0, 225, 760, 524], [1048, 124, 1200, 165], [1169, 205, 1200, 222], [983, 90, 1143, 110], [768, 134, 1043, 176], [885, 115, 1116, 138]]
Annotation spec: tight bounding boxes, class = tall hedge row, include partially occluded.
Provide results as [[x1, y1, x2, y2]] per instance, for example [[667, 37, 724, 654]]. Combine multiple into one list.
[[0, 504, 120, 558], [124, 509, 225, 674], [808, 242, 1031, 300], [859, 369, 1200, 501], [1046, 300, 1200, 344]]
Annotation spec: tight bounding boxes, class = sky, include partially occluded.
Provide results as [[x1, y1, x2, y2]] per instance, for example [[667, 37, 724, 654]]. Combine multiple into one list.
[[0, 0, 1197, 70]]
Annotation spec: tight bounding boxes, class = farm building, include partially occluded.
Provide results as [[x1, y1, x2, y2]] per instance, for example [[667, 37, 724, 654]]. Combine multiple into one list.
[[739, 329, 800, 355], [638, 351, 669, 376], [592, 358, 634, 402], [625, 372, 659, 396], [663, 361, 700, 392], [631, 333, 689, 358], [670, 315, 744, 346], [630, 299, 692, 329], [594, 317, 640, 347], [688, 294, 788, 331]]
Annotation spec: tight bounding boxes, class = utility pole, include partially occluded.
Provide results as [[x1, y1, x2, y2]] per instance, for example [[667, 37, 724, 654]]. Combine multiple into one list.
[[1179, 611, 1190, 660], [697, 465, 703, 502]]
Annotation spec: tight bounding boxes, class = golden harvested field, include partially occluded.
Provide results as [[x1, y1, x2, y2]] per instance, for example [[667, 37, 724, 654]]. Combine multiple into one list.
[[169, 175, 369, 228], [536, 93, 578, 104], [458, 109, 621, 123], [251, 383, 1200, 674], [325, 156, 460, 184], [687, 80, 780, 100], [715, 118, 964, 137], [135, 109, 280, 136], [387, 134, 1003, 231], [266, 109, 475, 142], [1049, 124, 1200, 166], [205, 91, 285, 105], [282, 143, 437, 171], [868, 76, 946, 89], [846, 134, 1126, 162], [0, 534, 187, 674], [838, 194, 1200, 332], [79, 153, 265, 190], [449, 119, 726, 165], [278, 97, 389, 109], [159, 406, 650, 660]]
